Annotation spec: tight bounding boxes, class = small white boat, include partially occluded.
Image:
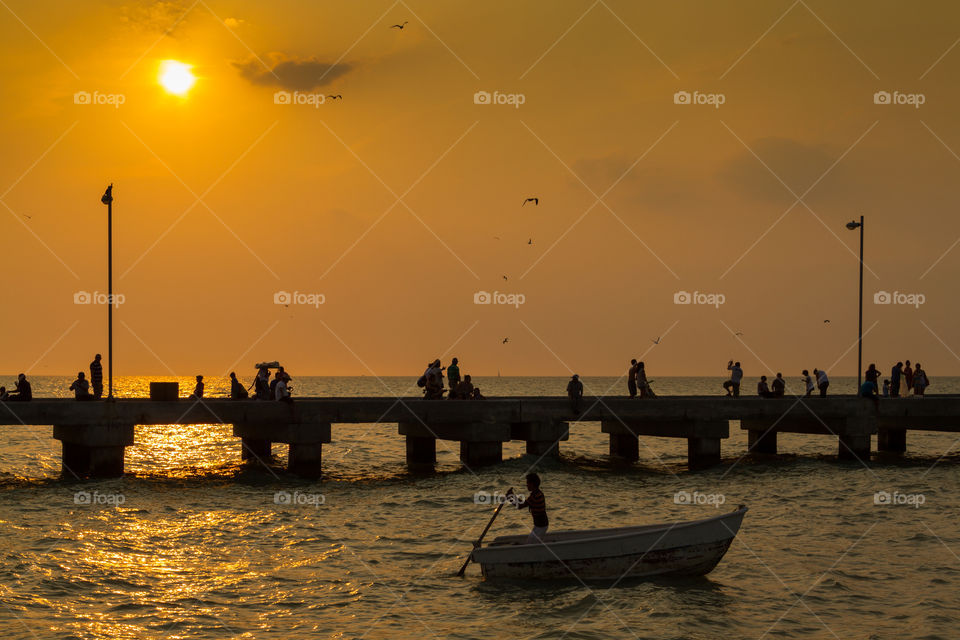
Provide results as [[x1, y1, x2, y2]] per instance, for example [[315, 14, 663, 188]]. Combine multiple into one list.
[[470, 505, 747, 580]]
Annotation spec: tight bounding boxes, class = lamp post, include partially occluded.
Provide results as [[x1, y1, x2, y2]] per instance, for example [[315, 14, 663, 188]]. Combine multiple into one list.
[[101, 184, 114, 400], [846, 216, 864, 390]]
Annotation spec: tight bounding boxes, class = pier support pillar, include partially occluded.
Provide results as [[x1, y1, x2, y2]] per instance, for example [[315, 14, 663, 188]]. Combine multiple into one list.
[[688, 437, 721, 469], [608, 433, 640, 461], [526, 440, 559, 456], [460, 441, 502, 467], [405, 436, 437, 465], [747, 429, 778, 454], [288, 443, 323, 478], [878, 429, 906, 453], [511, 421, 568, 458], [54, 424, 134, 479], [838, 433, 871, 460], [241, 438, 272, 462]]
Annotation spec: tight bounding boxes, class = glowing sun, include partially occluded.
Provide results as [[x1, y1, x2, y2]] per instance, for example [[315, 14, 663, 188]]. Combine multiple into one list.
[[158, 60, 196, 95]]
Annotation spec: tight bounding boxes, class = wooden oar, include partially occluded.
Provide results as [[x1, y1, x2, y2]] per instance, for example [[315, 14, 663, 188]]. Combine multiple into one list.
[[456, 489, 512, 577]]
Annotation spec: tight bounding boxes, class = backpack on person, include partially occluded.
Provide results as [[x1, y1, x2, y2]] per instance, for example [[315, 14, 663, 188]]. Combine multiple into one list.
[[416, 375, 427, 388]]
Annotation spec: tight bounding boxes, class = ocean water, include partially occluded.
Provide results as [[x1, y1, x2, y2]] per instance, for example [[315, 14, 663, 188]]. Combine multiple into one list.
[[1, 375, 960, 639]]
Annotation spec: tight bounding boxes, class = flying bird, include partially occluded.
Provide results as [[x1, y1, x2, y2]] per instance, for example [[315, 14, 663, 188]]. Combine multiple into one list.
[[823, 319, 831, 323], [734, 331, 744, 337], [527, 238, 533, 245], [494, 236, 501, 240], [502, 275, 508, 281], [523, 197, 539, 206], [502, 338, 509, 344], [651, 336, 661, 345], [391, 21, 408, 29], [327, 94, 342, 100]]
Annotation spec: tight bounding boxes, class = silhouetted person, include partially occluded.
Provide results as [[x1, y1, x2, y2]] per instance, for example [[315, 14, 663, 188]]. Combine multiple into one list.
[[7, 374, 31, 401], [627, 359, 639, 398], [90, 354, 103, 399], [882, 379, 890, 397], [424, 369, 445, 399], [275, 373, 293, 403], [230, 372, 248, 399], [471, 387, 485, 400], [506, 473, 548, 545], [567, 374, 583, 413], [190, 375, 204, 399], [904, 360, 914, 393], [70, 371, 92, 400], [0, 386, 7, 401], [637, 361, 650, 398], [860, 378, 879, 407], [865, 363, 879, 385], [253, 366, 270, 400], [890, 362, 903, 397], [914, 364, 928, 396], [452, 374, 473, 400], [757, 375, 770, 397], [447, 358, 461, 390], [815, 368, 829, 397], [801, 370, 814, 397], [723, 360, 743, 397], [771, 373, 786, 397]]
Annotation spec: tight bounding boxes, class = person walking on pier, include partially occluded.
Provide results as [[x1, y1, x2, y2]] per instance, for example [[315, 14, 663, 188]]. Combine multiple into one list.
[[627, 359, 639, 398], [506, 473, 549, 545], [567, 374, 583, 413], [815, 368, 829, 397], [69, 372, 92, 400], [230, 372, 248, 399], [890, 362, 903, 397], [190, 375, 204, 399], [90, 354, 103, 399], [723, 361, 743, 397], [7, 374, 31, 402], [801, 370, 815, 397], [447, 358, 461, 391], [771, 373, 786, 397], [904, 360, 914, 393]]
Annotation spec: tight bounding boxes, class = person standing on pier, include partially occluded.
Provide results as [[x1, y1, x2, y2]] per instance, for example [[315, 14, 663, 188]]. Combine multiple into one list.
[[865, 364, 879, 388], [90, 354, 103, 399], [723, 361, 743, 397], [637, 362, 650, 398], [771, 373, 786, 397], [627, 359, 639, 398], [567, 374, 583, 413], [253, 366, 270, 400], [904, 360, 914, 393], [7, 374, 31, 401], [801, 370, 815, 397], [890, 362, 903, 397], [913, 364, 928, 396], [815, 369, 829, 397], [229, 372, 248, 399], [69, 372, 92, 400], [506, 473, 549, 545], [447, 358, 461, 391]]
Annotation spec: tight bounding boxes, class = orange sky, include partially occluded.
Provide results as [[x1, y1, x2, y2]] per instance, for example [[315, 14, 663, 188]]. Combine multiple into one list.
[[2, 1, 960, 377]]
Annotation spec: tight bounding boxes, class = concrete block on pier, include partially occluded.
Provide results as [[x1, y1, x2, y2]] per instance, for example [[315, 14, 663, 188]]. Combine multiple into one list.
[[53, 424, 134, 478]]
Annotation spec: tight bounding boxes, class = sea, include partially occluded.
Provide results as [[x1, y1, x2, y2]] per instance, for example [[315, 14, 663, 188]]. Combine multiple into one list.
[[1, 375, 959, 640]]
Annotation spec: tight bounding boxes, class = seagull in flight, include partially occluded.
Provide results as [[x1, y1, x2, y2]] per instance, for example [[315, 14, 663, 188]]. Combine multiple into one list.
[[523, 197, 539, 206], [502, 338, 509, 344], [651, 336, 661, 345], [391, 21, 408, 29], [327, 94, 342, 100], [502, 275, 508, 281], [527, 238, 533, 245], [823, 319, 830, 323], [734, 331, 744, 337]]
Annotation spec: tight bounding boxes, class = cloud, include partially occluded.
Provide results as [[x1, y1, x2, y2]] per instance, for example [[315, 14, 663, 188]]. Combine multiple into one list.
[[234, 54, 352, 91]]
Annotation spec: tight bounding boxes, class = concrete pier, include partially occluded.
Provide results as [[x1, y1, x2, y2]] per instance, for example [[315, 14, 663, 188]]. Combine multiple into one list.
[[3, 395, 960, 480]]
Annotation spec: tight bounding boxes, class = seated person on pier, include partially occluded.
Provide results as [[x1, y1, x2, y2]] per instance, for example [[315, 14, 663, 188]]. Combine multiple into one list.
[[860, 379, 879, 406], [757, 376, 770, 397], [770, 373, 786, 398], [7, 374, 32, 402], [190, 375, 204, 399], [275, 375, 293, 403], [69, 372, 93, 400], [229, 372, 248, 399], [451, 375, 474, 400], [471, 387, 485, 400]]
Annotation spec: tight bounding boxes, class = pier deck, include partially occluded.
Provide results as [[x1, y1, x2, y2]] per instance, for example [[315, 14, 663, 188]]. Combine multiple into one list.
[[2, 396, 958, 478]]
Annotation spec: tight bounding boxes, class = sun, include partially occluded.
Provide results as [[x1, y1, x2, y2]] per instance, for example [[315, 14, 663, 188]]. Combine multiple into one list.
[[158, 60, 196, 95]]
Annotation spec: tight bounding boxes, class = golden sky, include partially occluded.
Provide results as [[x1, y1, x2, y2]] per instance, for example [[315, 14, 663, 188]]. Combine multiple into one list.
[[2, 0, 960, 377]]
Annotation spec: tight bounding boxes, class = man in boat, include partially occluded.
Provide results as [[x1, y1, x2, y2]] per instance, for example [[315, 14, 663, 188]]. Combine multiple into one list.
[[507, 473, 548, 545]]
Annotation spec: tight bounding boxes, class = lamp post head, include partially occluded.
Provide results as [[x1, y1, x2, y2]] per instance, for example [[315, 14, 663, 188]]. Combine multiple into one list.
[[101, 183, 113, 206], [845, 220, 861, 230]]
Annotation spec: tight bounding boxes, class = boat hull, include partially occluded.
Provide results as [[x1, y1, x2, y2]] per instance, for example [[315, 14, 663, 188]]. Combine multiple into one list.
[[473, 506, 746, 581]]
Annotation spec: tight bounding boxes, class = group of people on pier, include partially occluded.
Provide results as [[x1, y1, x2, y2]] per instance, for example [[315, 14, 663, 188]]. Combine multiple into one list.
[[418, 358, 486, 400]]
